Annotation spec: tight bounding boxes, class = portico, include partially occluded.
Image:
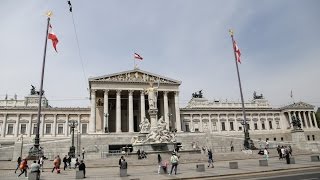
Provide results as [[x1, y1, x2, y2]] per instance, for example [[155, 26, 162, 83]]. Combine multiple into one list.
[[88, 69, 182, 133]]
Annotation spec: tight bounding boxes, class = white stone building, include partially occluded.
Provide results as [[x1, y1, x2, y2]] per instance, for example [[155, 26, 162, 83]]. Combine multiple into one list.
[[0, 68, 319, 144]]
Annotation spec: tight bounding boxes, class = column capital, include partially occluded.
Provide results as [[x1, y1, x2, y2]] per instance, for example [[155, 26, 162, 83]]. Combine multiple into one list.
[[104, 89, 109, 94], [91, 89, 97, 93], [174, 91, 179, 96], [163, 91, 169, 95], [116, 90, 122, 95], [140, 90, 145, 95], [128, 90, 134, 95]]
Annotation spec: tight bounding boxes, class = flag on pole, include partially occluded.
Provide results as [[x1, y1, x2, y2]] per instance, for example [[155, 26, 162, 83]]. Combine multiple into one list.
[[48, 24, 59, 52], [233, 39, 241, 63], [134, 53, 143, 60], [68, 1, 73, 12]]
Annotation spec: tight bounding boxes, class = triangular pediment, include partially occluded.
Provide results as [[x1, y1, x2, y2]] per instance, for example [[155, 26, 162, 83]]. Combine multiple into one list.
[[89, 68, 181, 84], [281, 101, 314, 110]]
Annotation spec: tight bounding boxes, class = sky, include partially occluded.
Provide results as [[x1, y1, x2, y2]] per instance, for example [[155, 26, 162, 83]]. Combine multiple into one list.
[[0, 0, 320, 109]]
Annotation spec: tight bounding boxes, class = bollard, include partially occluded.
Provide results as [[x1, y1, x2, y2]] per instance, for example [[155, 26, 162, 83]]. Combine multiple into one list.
[[259, 160, 268, 166], [311, 155, 320, 162], [289, 157, 295, 164], [196, 164, 205, 172], [229, 162, 238, 169], [28, 172, 40, 180], [120, 169, 127, 177], [76, 170, 84, 179]]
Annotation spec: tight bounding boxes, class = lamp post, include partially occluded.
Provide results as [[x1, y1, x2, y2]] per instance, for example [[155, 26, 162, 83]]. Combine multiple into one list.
[[104, 113, 109, 133], [68, 120, 78, 158]]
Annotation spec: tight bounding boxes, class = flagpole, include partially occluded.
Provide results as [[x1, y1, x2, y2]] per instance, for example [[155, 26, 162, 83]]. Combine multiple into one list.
[[229, 29, 251, 150], [28, 12, 51, 160]]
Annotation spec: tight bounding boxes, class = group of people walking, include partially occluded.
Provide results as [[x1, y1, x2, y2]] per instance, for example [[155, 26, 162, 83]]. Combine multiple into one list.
[[277, 145, 292, 164], [15, 156, 44, 178]]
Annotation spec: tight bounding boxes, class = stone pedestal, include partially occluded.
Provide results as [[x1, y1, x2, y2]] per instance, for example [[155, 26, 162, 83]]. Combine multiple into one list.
[[291, 129, 307, 150], [120, 169, 127, 177], [76, 170, 84, 179], [290, 157, 295, 164], [229, 162, 238, 169], [259, 160, 268, 166], [311, 155, 320, 162], [148, 109, 158, 128], [196, 164, 205, 172]]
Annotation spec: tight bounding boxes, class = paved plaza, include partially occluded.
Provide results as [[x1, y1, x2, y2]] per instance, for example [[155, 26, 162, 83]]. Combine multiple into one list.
[[0, 154, 319, 180]]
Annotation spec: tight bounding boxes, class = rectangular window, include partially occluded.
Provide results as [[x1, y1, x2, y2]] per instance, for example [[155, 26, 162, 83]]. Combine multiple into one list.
[[274, 137, 276, 141], [81, 124, 87, 134], [45, 124, 51, 134], [221, 122, 226, 131], [281, 137, 284, 141], [307, 135, 310, 141], [212, 122, 217, 131], [269, 121, 273, 129], [7, 124, 14, 135], [276, 121, 280, 129], [230, 122, 234, 131], [33, 124, 37, 135], [262, 122, 265, 130], [58, 124, 63, 134], [254, 123, 258, 130], [20, 124, 26, 134], [312, 135, 315, 141], [185, 124, 190, 132], [239, 126, 242, 131]]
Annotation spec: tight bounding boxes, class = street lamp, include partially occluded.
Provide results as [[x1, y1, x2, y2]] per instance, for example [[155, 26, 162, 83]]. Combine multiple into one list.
[[104, 113, 109, 133], [68, 120, 78, 158]]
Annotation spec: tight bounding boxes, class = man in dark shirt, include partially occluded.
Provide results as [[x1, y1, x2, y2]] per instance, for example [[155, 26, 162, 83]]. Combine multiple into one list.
[[79, 160, 86, 178], [14, 157, 21, 174], [63, 155, 68, 170]]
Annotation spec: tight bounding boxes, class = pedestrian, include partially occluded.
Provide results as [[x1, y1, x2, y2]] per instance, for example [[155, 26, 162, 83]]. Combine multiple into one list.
[[17, 158, 28, 178], [285, 147, 291, 164], [161, 160, 168, 174], [52, 155, 61, 173], [39, 156, 44, 172], [281, 146, 285, 160], [79, 160, 86, 178], [137, 149, 141, 160], [63, 155, 68, 170], [82, 148, 86, 159], [119, 156, 125, 168], [67, 155, 72, 169], [169, 152, 179, 175], [75, 155, 80, 169], [264, 148, 269, 160], [230, 141, 234, 152], [265, 140, 269, 149], [157, 154, 162, 174], [207, 149, 214, 168], [14, 156, 21, 174], [277, 145, 282, 160], [30, 160, 41, 180], [288, 145, 293, 156]]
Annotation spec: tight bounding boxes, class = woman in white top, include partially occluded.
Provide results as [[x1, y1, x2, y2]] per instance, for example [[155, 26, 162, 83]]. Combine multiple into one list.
[[263, 148, 269, 160]]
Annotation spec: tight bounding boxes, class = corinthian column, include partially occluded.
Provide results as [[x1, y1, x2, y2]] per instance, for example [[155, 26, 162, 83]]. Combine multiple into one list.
[[313, 112, 318, 128], [14, 114, 20, 137], [89, 90, 96, 133], [103, 90, 109, 133], [128, 90, 134, 132], [116, 90, 122, 133], [303, 111, 308, 128], [163, 91, 169, 130], [174, 91, 182, 132], [140, 91, 145, 120]]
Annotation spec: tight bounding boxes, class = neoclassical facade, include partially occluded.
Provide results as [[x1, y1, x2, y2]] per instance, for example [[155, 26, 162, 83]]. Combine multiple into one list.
[[0, 68, 319, 141]]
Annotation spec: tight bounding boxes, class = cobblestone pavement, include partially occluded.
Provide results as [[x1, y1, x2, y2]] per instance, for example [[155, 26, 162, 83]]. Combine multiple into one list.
[[0, 154, 319, 180]]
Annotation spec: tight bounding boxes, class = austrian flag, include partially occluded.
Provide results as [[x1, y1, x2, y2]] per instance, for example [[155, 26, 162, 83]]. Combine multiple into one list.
[[233, 40, 241, 63], [134, 53, 143, 60], [48, 24, 59, 52]]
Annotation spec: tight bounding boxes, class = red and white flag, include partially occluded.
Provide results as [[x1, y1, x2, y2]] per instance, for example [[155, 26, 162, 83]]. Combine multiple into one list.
[[134, 53, 143, 60], [233, 40, 241, 63], [48, 24, 59, 52]]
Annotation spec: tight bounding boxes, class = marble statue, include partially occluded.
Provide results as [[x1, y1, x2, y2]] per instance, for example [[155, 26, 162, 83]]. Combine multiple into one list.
[[139, 117, 151, 133], [145, 82, 158, 109]]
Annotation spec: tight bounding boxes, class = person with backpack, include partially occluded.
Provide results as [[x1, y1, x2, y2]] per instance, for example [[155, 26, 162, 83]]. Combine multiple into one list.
[[17, 159, 28, 178], [169, 152, 179, 175]]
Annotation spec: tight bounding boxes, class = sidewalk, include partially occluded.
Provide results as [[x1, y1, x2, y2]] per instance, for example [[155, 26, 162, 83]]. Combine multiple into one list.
[[0, 154, 319, 180]]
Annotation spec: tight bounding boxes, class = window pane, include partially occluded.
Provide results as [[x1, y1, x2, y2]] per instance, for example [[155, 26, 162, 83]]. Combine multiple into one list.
[[20, 124, 26, 134], [82, 124, 87, 134], [58, 124, 63, 134], [45, 124, 51, 134], [7, 124, 14, 135]]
